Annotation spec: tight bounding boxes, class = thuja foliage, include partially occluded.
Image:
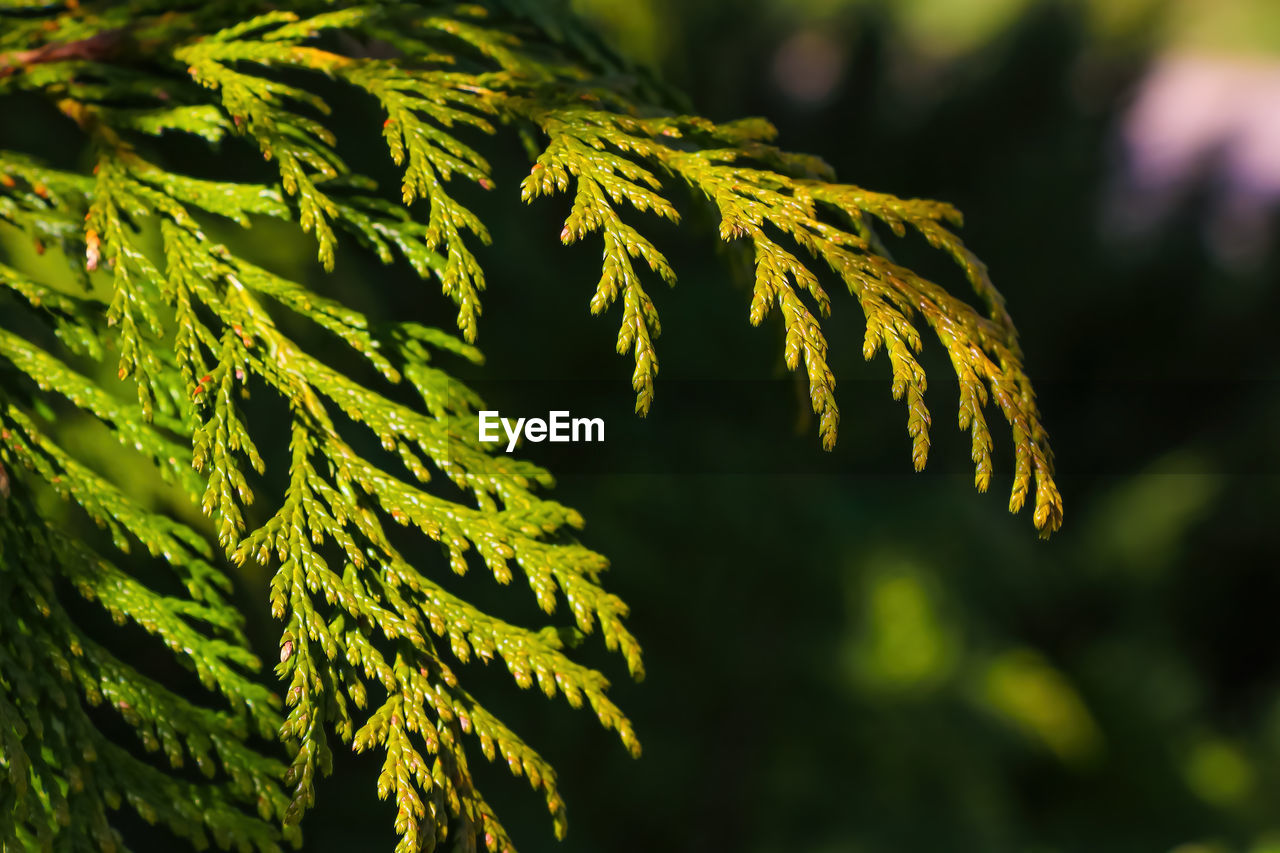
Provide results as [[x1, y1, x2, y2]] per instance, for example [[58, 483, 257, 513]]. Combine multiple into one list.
[[0, 0, 1064, 850]]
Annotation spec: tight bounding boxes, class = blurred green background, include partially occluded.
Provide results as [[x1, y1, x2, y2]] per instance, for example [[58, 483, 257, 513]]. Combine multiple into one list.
[[6, 0, 1280, 850]]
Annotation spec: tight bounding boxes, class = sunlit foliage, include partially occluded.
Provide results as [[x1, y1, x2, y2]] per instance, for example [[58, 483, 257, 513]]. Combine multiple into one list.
[[0, 1, 1059, 850]]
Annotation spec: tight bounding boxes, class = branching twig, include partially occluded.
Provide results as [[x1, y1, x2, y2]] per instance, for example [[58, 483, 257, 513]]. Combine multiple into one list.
[[0, 29, 126, 78]]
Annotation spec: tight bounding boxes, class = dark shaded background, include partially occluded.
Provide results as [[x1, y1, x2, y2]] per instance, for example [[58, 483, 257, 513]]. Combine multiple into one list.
[[6, 0, 1279, 851], [423, 2, 1280, 851]]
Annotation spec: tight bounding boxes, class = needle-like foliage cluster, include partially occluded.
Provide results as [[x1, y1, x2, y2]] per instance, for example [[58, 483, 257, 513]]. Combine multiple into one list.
[[0, 1, 1062, 851]]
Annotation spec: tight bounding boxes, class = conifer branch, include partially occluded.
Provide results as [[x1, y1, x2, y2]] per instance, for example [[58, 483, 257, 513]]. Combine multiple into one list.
[[0, 1, 1062, 851]]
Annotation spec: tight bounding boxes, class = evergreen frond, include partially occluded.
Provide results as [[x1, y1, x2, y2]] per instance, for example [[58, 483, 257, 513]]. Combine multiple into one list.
[[0, 1, 1062, 851]]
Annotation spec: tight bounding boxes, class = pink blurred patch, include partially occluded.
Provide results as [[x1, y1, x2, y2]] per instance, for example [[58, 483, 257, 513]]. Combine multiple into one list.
[[1111, 54, 1280, 266], [772, 29, 848, 106]]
